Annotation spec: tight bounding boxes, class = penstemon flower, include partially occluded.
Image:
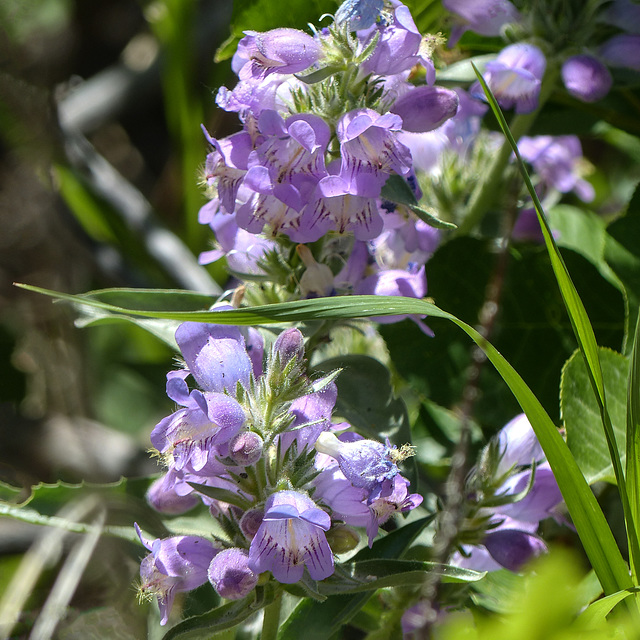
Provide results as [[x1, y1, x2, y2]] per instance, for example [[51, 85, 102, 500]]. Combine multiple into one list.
[[195, 0, 459, 324], [138, 320, 421, 623]]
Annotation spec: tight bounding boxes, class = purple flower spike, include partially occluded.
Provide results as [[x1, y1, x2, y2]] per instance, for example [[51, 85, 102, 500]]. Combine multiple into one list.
[[599, 34, 640, 72], [175, 323, 253, 394], [248, 490, 334, 583], [208, 548, 258, 600], [472, 44, 546, 114], [135, 525, 218, 625], [443, 0, 521, 48], [561, 55, 612, 103], [483, 528, 547, 572], [236, 28, 322, 80]]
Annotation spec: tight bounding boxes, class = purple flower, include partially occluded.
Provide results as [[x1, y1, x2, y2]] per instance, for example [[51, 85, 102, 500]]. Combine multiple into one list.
[[202, 128, 253, 214], [471, 44, 546, 114], [198, 199, 276, 275], [175, 322, 254, 394], [561, 55, 612, 103], [518, 135, 594, 202], [315, 431, 400, 499], [601, 0, 640, 34], [235, 28, 322, 80], [135, 525, 218, 625], [314, 433, 422, 546], [482, 527, 548, 572], [390, 86, 460, 133], [299, 175, 384, 241], [443, 0, 521, 48], [359, 2, 434, 78], [248, 490, 334, 583], [337, 109, 413, 194], [251, 111, 330, 191], [146, 470, 201, 515], [599, 34, 640, 72], [208, 548, 258, 600]]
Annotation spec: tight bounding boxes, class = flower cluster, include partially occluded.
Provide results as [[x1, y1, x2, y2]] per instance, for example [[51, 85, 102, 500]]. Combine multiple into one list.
[[136, 319, 422, 624], [451, 414, 564, 573], [446, 0, 640, 109], [198, 0, 460, 329]]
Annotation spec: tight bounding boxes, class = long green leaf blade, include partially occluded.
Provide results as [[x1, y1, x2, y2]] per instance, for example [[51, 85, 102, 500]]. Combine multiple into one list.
[[627, 313, 640, 582]]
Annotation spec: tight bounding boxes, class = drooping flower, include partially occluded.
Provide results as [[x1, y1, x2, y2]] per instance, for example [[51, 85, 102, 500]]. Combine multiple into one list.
[[359, 2, 434, 79], [135, 524, 219, 625], [471, 43, 546, 114], [561, 55, 613, 103], [234, 28, 323, 80], [390, 86, 460, 133], [248, 490, 334, 583], [443, 0, 521, 48]]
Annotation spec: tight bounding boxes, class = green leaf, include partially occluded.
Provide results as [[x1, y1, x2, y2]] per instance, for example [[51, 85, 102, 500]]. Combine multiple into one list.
[[626, 313, 640, 583], [562, 348, 629, 484], [317, 559, 484, 596], [575, 589, 637, 628], [380, 175, 456, 229], [0, 477, 164, 543], [161, 595, 256, 640]]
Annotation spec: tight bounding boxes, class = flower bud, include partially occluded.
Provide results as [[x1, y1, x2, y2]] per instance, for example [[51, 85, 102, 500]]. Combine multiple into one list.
[[599, 34, 640, 72], [561, 55, 612, 103], [273, 326, 306, 365], [229, 431, 264, 466], [208, 548, 258, 600], [391, 86, 459, 133]]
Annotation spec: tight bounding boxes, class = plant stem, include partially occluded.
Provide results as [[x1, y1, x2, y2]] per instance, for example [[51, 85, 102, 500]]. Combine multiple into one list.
[[455, 65, 558, 236], [261, 590, 283, 640]]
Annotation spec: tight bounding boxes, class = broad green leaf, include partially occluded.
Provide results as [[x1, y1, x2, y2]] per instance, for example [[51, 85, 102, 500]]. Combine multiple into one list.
[[317, 560, 484, 596], [18, 284, 634, 596], [562, 348, 629, 484], [161, 595, 256, 640]]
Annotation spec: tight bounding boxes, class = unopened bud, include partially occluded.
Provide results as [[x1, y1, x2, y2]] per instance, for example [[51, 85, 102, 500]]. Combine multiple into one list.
[[208, 548, 258, 599], [229, 431, 264, 466]]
